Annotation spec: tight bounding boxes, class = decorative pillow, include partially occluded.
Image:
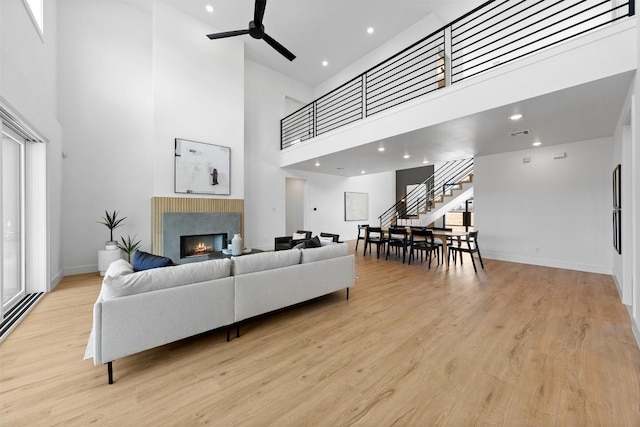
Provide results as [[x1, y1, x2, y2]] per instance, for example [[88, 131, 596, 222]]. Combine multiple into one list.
[[320, 240, 337, 247], [293, 242, 306, 249], [132, 250, 174, 272], [305, 236, 321, 248], [105, 259, 134, 278], [319, 236, 334, 243], [292, 232, 307, 240], [301, 242, 349, 263]]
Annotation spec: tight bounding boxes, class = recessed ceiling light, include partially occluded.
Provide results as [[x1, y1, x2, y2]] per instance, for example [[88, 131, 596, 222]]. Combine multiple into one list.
[[403, 154, 410, 159], [422, 159, 429, 164], [367, 27, 374, 34], [509, 113, 523, 120], [322, 60, 328, 67], [532, 141, 542, 146], [205, 5, 214, 13], [378, 146, 385, 152], [314, 160, 320, 167], [361, 170, 366, 174]]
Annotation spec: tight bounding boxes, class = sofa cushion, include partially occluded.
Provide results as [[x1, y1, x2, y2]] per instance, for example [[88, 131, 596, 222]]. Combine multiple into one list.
[[232, 249, 301, 276], [292, 232, 307, 240], [105, 259, 134, 278], [132, 250, 174, 271], [101, 258, 231, 300], [300, 242, 349, 263]]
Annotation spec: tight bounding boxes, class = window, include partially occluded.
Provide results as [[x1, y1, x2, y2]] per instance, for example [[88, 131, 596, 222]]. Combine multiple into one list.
[[23, 0, 44, 36]]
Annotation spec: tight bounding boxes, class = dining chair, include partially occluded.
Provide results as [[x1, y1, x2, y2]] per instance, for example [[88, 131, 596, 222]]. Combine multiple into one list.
[[386, 227, 410, 264], [363, 226, 385, 258], [355, 224, 368, 251], [320, 232, 340, 242], [408, 228, 438, 267], [448, 230, 484, 272], [427, 226, 451, 260]]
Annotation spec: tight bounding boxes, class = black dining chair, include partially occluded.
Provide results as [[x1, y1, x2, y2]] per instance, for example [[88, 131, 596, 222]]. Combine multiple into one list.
[[386, 227, 410, 264], [448, 230, 484, 272], [408, 228, 438, 267], [363, 226, 385, 258], [355, 224, 368, 251]]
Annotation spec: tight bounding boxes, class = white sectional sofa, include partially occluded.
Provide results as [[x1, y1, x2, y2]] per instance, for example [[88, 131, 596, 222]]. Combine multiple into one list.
[[85, 243, 354, 384]]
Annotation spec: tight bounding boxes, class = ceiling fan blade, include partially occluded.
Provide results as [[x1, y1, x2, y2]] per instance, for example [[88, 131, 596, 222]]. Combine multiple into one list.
[[263, 33, 296, 61], [254, 0, 267, 26], [207, 29, 250, 40]]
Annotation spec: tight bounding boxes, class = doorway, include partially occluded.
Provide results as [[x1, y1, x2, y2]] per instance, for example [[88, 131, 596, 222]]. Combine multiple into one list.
[[285, 178, 305, 236]]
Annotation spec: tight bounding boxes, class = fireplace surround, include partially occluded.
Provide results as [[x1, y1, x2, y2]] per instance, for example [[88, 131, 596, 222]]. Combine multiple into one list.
[[152, 197, 244, 263], [162, 212, 240, 264]]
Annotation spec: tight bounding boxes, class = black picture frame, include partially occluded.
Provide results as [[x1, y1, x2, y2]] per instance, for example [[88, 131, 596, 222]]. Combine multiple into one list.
[[613, 164, 621, 209], [612, 164, 621, 254]]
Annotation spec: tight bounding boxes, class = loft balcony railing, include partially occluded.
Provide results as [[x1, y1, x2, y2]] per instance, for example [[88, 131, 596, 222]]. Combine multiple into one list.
[[281, 0, 635, 150]]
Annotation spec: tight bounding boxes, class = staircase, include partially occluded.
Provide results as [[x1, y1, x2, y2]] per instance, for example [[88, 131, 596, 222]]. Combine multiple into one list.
[[417, 175, 473, 227], [379, 158, 474, 228]]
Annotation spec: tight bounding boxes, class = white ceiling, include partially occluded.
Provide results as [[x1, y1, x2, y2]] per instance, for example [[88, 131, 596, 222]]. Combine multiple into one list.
[[166, 1, 633, 177], [167, 0, 480, 87]]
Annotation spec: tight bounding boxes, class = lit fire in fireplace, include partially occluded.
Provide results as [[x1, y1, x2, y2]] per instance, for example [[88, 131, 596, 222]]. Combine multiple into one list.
[[191, 241, 213, 255], [180, 233, 227, 259]]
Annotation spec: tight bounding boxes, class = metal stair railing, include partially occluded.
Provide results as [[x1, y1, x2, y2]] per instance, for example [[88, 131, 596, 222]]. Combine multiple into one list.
[[378, 158, 474, 228]]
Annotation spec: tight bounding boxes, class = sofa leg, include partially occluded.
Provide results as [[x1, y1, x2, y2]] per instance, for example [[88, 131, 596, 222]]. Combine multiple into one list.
[[107, 361, 113, 385], [226, 327, 231, 342], [236, 324, 240, 338], [346, 288, 350, 300]]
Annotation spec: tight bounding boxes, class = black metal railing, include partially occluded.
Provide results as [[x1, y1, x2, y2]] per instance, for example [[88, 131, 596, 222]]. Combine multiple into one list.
[[281, 0, 635, 149], [451, 0, 634, 83], [378, 158, 474, 228]]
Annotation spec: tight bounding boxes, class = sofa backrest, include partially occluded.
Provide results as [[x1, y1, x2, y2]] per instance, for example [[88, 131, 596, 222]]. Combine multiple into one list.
[[231, 249, 301, 275], [101, 258, 231, 300], [300, 242, 349, 263]]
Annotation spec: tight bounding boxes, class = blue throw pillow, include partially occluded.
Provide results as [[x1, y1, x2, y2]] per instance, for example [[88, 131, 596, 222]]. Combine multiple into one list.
[[132, 250, 174, 272]]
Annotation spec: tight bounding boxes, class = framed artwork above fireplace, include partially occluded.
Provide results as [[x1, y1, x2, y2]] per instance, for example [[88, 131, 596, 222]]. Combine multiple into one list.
[[175, 138, 231, 195]]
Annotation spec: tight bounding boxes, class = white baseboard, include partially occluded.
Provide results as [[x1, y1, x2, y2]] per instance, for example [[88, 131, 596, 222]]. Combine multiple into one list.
[[50, 269, 65, 291], [483, 252, 611, 274], [64, 264, 98, 276]]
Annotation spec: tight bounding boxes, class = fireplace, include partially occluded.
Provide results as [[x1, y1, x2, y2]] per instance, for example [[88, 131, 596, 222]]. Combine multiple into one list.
[[180, 233, 227, 259]]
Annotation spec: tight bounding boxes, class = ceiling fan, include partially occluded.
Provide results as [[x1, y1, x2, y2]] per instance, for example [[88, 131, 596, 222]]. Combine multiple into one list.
[[206, 0, 296, 61]]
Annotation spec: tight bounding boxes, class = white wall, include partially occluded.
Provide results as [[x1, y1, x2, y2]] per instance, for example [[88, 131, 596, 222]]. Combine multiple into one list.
[[475, 138, 613, 274], [243, 59, 311, 250], [58, 0, 244, 274], [305, 170, 395, 241], [58, 0, 154, 274], [244, 59, 395, 250], [1, 0, 63, 291], [152, 1, 244, 198]]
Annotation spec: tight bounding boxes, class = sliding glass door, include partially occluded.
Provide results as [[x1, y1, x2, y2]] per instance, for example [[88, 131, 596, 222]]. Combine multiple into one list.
[[1, 129, 26, 315]]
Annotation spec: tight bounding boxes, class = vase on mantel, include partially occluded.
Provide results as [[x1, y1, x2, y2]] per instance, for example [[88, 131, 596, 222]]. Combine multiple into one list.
[[231, 234, 243, 256]]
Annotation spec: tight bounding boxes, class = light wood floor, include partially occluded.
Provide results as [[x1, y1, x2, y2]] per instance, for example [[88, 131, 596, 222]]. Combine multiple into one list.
[[2, 243, 640, 426]]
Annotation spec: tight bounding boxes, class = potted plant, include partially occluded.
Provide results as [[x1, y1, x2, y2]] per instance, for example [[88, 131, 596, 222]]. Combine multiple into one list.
[[97, 210, 126, 249], [117, 234, 142, 263]]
